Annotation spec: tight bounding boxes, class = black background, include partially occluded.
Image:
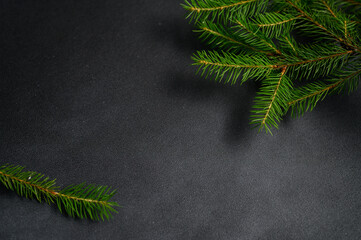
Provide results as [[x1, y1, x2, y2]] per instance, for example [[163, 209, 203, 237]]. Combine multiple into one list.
[[1, 1, 361, 239]]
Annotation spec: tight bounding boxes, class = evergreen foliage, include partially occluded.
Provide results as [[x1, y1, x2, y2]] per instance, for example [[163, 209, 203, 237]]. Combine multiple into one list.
[[183, 0, 361, 134], [0, 164, 119, 221]]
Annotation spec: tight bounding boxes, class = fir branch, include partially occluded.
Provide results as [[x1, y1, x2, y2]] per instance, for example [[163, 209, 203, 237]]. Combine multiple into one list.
[[257, 15, 301, 27], [286, 50, 353, 67], [250, 68, 292, 134], [234, 19, 282, 55], [316, 0, 359, 44], [184, 0, 361, 133], [0, 164, 119, 221], [192, 50, 275, 84], [188, 0, 255, 11], [286, 0, 340, 39], [287, 0, 361, 50], [333, 0, 361, 25], [252, 13, 302, 38], [321, 0, 337, 19], [284, 36, 297, 54], [289, 68, 361, 115], [261, 68, 288, 125], [196, 21, 264, 53], [182, 0, 266, 23], [280, 46, 354, 79]]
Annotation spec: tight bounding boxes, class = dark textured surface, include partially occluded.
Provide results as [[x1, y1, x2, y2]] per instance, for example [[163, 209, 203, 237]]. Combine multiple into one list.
[[1, 1, 361, 239]]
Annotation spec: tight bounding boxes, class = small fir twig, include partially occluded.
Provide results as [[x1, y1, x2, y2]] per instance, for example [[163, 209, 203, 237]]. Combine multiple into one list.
[[0, 164, 119, 221]]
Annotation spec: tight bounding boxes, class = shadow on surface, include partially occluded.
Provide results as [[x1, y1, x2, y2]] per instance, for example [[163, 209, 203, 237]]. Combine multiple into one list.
[[0, 185, 15, 198], [316, 93, 361, 134], [150, 12, 263, 143], [165, 70, 257, 143]]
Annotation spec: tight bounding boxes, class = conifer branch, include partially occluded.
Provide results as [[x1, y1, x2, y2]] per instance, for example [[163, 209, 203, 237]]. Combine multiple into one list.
[[183, 0, 361, 133], [250, 68, 293, 133], [257, 15, 302, 27], [261, 67, 287, 126], [187, 0, 255, 12], [286, 0, 346, 42], [287, 0, 361, 51], [288, 68, 361, 114], [193, 50, 275, 84], [182, 0, 264, 23], [196, 21, 266, 53], [285, 50, 353, 67], [322, 0, 337, 19], [197, 59, 273, 69], [284, 36, 297, 53], [0, 164, 119, 221], [201, 27, 243, 45], [235, 20, 282, 55], [251, 13, 301, 38]]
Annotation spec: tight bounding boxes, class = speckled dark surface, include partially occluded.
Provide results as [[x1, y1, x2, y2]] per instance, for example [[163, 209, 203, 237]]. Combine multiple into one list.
[[1, 1, 361, 239]]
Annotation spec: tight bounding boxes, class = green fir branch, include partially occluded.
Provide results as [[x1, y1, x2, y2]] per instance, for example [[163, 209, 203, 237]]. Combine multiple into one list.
[[183, 0, 361, 133], [233, 17, 282, 55], [0, 164, 119, 221], [195, 21, 262, 53], [289, 68, 361, 115], [251, 13, 301, 38], [250, 68, 292, 134], [192, 50, 275, 84], [182, 0, 266, 23], [283, 45, 354, 79]]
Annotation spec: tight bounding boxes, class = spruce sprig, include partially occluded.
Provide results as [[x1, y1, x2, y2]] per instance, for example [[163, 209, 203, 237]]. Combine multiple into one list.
[[182, 0, 266, 23], [184, 0, 361, 134], [0, 164, 119, 221]]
